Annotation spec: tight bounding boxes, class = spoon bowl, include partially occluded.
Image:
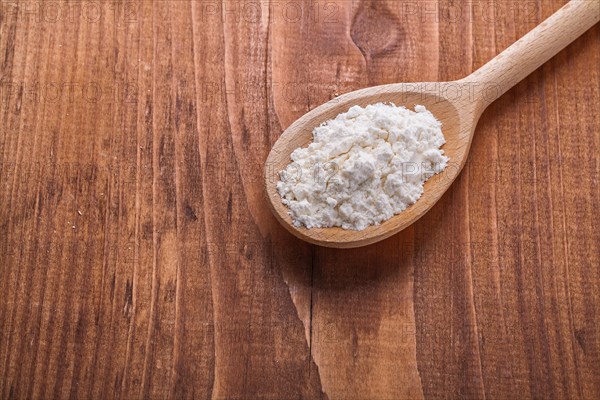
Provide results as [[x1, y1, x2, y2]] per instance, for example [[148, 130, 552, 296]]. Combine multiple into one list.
[[265, 85, 475, 248], [264, 0, 599, 248]]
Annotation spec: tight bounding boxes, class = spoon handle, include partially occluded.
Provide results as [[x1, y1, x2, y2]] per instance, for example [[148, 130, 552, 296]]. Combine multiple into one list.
[[468, 0, 599, 110]]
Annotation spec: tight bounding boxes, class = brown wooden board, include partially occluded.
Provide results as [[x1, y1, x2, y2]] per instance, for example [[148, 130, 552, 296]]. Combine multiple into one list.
[[0, 1, 598, 399]]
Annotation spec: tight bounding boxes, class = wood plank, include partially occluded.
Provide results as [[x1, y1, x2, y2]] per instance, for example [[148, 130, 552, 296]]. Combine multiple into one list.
[[0, 0, 598, 398]]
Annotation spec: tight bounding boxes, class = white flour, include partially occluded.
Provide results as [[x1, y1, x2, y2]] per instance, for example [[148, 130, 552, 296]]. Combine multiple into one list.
[[277, 103, 448, 230]]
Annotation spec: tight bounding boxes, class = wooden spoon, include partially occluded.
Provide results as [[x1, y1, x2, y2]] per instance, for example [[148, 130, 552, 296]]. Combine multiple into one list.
[[265, 0, 599, 248]]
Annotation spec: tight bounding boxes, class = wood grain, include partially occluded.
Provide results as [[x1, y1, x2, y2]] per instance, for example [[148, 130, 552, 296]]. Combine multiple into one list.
[[1, 0, 599, 399]]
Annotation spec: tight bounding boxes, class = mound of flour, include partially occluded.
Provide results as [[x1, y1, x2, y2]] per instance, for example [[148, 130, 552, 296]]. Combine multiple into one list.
[[277, 103, 449, 230]]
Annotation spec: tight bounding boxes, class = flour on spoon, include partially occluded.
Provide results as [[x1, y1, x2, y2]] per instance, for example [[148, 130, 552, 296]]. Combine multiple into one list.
[[277, 103, 449, 231]]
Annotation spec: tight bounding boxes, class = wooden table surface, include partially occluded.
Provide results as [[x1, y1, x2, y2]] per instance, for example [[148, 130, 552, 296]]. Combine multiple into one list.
[[1, 1, 599, 399]]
